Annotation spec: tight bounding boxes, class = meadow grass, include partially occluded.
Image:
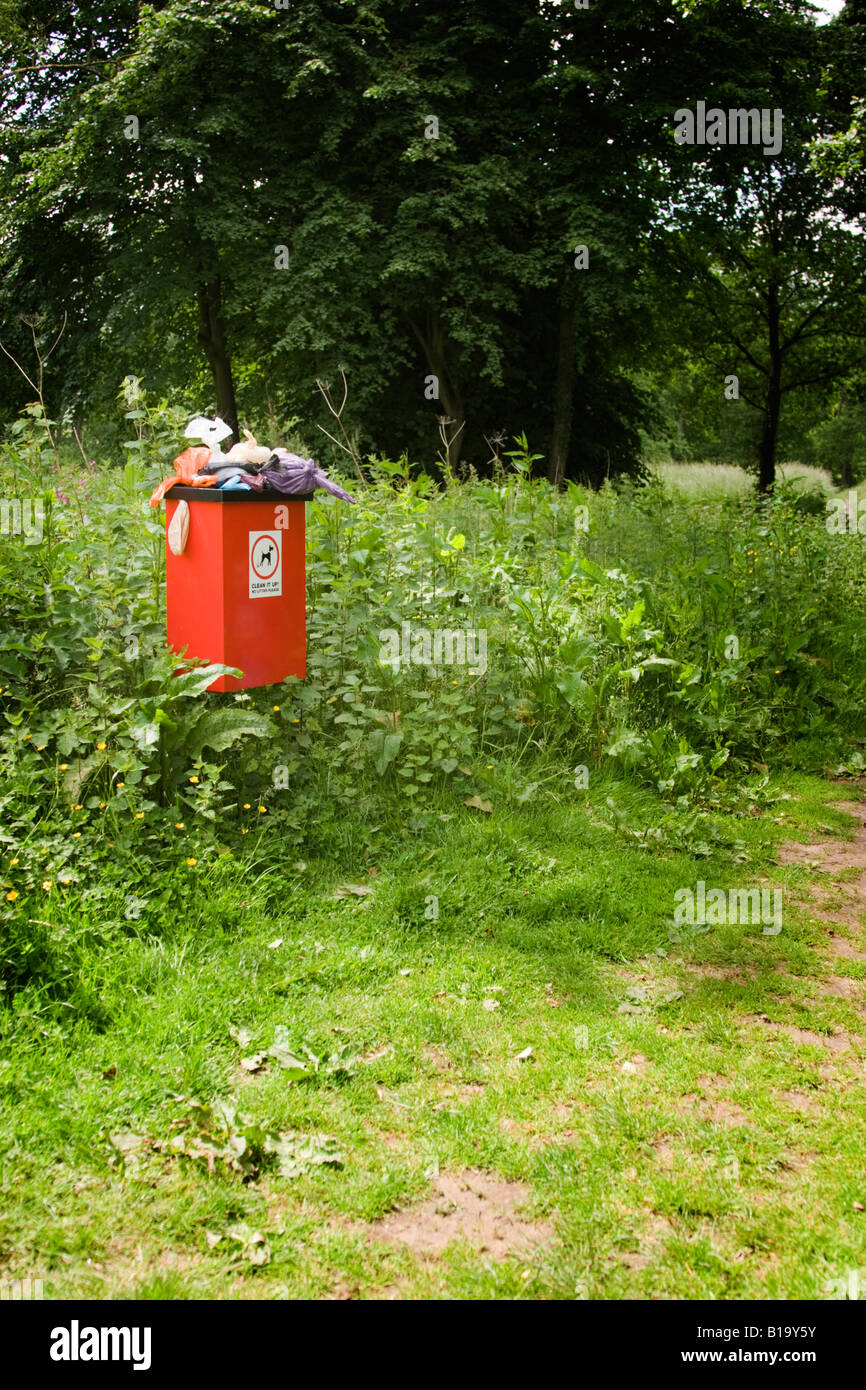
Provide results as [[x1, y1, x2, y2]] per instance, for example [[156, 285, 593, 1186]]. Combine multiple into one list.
[[652, 462, 834, 499]]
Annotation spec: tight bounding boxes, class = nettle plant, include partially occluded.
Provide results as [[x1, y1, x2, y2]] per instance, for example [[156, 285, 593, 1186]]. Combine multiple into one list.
[[117, 375, 191, 482]]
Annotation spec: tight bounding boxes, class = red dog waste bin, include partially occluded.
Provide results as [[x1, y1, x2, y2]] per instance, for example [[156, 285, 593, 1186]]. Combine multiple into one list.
[[164, 487, 312, 692]]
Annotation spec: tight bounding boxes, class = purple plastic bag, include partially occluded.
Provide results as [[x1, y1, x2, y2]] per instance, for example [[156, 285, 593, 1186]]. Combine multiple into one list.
[[261, 452, 357, 504]]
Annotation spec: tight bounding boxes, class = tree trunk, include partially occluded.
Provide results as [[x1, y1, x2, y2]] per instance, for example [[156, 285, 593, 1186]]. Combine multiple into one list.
[[758, 287, 781, 493], [758, 378, 782, 493], [196, 278, 238, 441], [548, 301, 577, 489], [410, 309, 465, 472]]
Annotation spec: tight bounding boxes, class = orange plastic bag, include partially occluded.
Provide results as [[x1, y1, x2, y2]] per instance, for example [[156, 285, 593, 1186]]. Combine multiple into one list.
[[149, 446, 216, 506]]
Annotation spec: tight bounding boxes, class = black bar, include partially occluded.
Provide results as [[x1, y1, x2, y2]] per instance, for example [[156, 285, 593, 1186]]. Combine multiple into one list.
[[167, 487, 315, 503], [5, 1299, 859, 1377]]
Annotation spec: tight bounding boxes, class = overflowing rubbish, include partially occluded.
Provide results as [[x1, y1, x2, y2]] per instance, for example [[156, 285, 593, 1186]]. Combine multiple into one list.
[[149, 418, 357, 508], [238, 450, 357, 502]]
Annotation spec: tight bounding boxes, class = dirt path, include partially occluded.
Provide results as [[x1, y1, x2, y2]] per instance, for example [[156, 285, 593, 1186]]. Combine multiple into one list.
[[779, 798, 866, 970]]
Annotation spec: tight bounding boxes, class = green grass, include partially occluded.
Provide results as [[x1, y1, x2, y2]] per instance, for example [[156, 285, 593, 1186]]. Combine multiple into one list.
[[2, 770, 864, 1300]]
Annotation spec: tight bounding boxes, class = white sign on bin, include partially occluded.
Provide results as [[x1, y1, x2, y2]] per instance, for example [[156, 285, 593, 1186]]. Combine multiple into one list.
[[249, 531, 282, 598]]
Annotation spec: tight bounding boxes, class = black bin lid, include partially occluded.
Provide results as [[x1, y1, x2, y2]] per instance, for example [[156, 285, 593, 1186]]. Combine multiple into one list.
[[168, 486, 315, 502]]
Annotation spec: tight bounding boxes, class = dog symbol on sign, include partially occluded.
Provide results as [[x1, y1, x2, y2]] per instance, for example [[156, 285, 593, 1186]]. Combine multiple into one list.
[[249, 531, 282, 596], [256, 541, 276, 573]]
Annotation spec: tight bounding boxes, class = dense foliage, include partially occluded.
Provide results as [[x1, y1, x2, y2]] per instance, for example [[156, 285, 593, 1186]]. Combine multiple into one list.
[[1, 0, 865, 483]]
